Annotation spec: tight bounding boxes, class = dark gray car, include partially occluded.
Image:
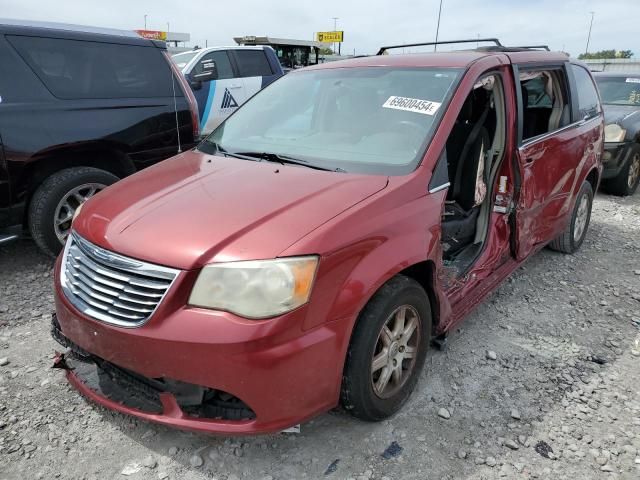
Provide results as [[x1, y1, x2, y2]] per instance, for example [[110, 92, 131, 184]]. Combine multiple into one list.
[[593, 72, 640, 196]]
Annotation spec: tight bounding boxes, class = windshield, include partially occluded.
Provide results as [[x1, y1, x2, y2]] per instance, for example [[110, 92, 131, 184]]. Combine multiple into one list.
[[595, 76, 640, 106], [199, 67, 461, 175], [172, 51, 199, 70]]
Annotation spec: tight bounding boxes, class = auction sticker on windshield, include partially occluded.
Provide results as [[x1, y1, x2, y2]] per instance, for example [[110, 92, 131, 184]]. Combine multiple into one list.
[[382, 96, 442, 115]]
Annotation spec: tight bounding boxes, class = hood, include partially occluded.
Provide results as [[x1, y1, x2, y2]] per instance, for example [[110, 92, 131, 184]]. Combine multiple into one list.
[[603, 104, 640, 131], [75, 150, 388, 270]]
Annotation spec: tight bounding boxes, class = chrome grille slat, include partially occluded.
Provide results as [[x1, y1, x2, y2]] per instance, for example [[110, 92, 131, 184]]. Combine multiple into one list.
[[70, 287, 113, 312], [70, 278, 116, 305], [71, 262, 128, 290], [106, 308, 145, 321], [112, 301, 154, 314], [128, 277, 172, 290], [73, 254, 131, 282], [117, 293, 158, 306], [60, 233, 179, 328], [122, 286, 163, 298], [69, 267, 121, 297]]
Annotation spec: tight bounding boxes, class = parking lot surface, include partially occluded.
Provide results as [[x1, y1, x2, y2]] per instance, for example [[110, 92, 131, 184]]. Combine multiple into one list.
[[0, 192, 639, 480]]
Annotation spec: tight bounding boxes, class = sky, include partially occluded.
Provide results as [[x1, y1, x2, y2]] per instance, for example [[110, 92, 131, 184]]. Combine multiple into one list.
[[1, 0, 638, 57]]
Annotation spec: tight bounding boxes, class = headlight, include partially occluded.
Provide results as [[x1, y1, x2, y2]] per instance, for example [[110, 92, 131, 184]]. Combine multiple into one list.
[[72, 202, 84, 223], [604, 124, 626, 142], [189, 256, 319, 318]]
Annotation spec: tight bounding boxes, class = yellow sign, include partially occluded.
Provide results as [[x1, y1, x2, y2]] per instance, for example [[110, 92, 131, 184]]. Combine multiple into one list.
[[317, 31, 344, 43]]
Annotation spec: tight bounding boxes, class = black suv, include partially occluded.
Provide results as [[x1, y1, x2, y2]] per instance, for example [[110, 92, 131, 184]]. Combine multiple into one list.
[[0, 19, 199, 255]]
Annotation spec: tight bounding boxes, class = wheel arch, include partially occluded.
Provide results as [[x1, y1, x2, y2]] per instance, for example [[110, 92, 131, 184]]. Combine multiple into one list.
[[585, 166, 600, 194], [396, 261, 441, 335], [19, 142, 134, 225], [338, 257, 443, 342]]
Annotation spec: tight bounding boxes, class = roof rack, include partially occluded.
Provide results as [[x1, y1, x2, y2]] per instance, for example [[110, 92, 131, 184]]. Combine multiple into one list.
[[377, 39, 553, 55], [512, 45, 550, 51], [377, 38, 503, 55]]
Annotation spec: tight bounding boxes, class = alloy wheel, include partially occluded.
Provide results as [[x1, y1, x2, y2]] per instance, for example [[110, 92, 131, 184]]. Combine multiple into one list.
[[573, 194, 590, 242], [628, 153, 640, 189], [370, 305, 421, 399], [53, 183, 106, 244]]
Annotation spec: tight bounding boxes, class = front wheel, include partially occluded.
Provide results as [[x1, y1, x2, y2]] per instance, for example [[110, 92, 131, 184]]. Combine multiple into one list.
[[602, 144, 640, 196], [28, 167, 119, 257], [548, 180, 593, 254], [341, 275, 431, 421]]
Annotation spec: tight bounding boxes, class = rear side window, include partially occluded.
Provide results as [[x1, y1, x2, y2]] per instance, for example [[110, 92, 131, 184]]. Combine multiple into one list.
[[234, 50, 273, 77], [518, 68, 570, 141], [192, 51, 234, 80], [571, 64, 601, 120], [7, 35, 174, 99]]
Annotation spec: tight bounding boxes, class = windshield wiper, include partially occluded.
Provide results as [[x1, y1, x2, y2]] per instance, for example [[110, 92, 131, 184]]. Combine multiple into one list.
[[233, 151, 346, 173], [201, 142, 265, 162]]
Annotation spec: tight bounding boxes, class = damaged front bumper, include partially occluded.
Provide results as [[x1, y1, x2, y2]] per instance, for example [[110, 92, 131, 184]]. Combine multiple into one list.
[[52, 315, 255, 425], [602, 141, 631, 179], [52, 258, 351, 435]]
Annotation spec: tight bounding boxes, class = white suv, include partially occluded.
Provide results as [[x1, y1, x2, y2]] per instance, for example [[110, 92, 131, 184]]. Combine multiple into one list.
[[172, 46, 284, 135]]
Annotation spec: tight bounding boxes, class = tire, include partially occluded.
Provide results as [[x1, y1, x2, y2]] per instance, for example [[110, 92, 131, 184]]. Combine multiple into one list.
[[28, 167, 119, 257], [548, 181, 593, 254], [341, 275, 432, 421], [602, 144, 640, 196]]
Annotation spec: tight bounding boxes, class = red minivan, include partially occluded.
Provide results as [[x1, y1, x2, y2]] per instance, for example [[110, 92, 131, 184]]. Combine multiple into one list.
[[52, 40, 603, 435]]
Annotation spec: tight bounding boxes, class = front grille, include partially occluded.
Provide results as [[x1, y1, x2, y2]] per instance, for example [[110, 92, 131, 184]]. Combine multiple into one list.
[[60, 233, 179, 327]]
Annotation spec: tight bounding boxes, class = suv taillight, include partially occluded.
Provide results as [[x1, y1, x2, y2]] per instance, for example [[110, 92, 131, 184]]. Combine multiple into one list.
[[163, 51, 200, 141]]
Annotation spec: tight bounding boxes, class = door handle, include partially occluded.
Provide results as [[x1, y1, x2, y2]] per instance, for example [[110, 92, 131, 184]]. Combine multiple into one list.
[[524, 157, 534, 164], [229, 84, 242, 89]]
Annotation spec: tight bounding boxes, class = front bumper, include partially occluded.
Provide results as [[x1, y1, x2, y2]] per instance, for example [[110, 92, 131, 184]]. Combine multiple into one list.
[[602, 141, 631, 179], [53, 257, 352, 435]]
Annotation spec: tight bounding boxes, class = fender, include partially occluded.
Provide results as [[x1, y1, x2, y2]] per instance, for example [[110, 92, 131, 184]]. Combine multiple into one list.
[[282, 174, 451, 334]]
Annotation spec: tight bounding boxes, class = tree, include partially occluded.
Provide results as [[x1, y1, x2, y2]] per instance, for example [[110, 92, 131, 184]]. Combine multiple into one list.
[[319, 47, 334, 55], [616, 50, 633, 58], [578, 49, 633, 60]]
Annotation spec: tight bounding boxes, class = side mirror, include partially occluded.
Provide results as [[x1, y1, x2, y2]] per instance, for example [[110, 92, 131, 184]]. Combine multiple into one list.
[[192, 59, 218, 83]]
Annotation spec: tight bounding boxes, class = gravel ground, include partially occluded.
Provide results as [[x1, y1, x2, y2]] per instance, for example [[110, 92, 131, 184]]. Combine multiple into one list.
[[0, 192, 639, 480]]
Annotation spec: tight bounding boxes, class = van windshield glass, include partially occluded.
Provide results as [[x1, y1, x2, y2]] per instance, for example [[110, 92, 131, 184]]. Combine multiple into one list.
[[199, 67, 461, 175], [595, 76, 640, 106]]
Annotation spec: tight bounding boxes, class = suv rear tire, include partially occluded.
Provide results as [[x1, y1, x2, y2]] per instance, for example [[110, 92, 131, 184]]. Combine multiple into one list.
[[602, 144, 640, 196], [548, 181, 593, 254], [341, 275, 431, 421], [28, 167, 119, 257]]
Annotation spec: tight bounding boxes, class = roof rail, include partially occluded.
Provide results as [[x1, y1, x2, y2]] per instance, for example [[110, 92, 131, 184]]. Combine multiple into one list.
[[512, 45, 550, 51], [377, 38, 502, 55]]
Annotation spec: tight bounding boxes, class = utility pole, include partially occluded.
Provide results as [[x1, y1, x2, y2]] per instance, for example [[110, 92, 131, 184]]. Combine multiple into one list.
[[434, 0, 443, 52], [585, 11, 595, 56], [144, 14, 147, 30], [332, 17, 339, 55]]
